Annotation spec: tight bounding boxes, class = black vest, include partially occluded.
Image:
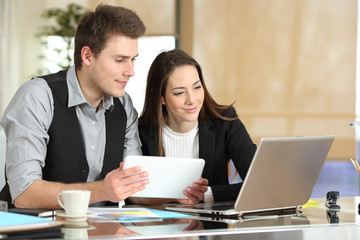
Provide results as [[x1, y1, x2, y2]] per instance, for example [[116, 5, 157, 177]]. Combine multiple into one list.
[[0, 70, 127, 205], [42, 70, 127, 182]]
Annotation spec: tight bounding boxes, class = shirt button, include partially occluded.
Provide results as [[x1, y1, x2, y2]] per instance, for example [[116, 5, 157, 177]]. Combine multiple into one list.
[[90, 146, 95, 150], [91, 121, 96, 126]]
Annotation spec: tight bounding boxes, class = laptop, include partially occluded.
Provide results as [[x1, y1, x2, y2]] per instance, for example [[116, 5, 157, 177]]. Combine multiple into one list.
[[165, 135, 335, 218], [123, 156, 205, 199]]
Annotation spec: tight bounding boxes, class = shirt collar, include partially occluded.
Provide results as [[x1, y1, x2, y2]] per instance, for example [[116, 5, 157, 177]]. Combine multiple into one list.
[[66, 65, 114, 110]]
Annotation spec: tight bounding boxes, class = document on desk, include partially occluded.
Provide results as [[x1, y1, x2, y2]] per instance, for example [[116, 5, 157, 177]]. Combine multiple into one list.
[[87, 207, 192, 223], [0, 211, 63, 238], [88, 207, 162, 222]]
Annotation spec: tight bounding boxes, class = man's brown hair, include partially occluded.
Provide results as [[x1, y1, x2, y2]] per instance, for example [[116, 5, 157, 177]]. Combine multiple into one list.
[[74, 4, 145, 70]]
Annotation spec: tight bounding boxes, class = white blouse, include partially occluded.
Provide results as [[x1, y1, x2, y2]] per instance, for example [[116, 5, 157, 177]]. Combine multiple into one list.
[[163, 123, 199, 158], [163, 122, 214, 203]]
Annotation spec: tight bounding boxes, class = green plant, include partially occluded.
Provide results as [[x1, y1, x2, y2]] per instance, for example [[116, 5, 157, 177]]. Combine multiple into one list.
[[37, 3, 87, 74]]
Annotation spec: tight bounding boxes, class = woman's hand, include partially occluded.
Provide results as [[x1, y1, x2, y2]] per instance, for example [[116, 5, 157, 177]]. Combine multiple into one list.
[[177, 177, 209, 205]]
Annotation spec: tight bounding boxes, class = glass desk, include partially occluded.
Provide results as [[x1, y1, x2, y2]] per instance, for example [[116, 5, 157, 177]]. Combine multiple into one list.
[[56, 197, 360, 239]]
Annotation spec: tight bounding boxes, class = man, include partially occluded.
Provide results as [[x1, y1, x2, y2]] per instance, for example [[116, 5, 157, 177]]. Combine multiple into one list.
[[0, 4, 149, 208]]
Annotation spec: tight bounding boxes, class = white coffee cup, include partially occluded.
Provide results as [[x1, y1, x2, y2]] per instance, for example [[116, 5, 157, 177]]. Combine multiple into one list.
[[57, 190, 91, 216]]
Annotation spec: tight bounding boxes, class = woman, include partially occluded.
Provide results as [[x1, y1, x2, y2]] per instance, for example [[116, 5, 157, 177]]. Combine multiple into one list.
[[138, 49, 256, 204]]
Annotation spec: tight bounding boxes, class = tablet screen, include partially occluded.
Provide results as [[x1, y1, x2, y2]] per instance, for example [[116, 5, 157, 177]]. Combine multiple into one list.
[[123, 156, 205, 199]]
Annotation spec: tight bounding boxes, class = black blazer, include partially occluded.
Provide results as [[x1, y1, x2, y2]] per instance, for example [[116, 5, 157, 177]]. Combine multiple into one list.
[[139, 107, 257, 202]]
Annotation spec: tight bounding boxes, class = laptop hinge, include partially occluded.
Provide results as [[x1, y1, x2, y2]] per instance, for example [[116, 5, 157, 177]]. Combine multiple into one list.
[[241, 207, 300, 219]]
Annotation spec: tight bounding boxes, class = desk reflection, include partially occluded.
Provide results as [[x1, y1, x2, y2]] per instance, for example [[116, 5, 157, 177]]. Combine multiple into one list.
[[128, 218, 205, 234], [88, 222, 136, 236], [234, 215, 310, 229], [56, 197, 360, 239], [58, 217, 210, 239], [51, 197, 360, 240], [65, 215, 312, 239], [58, 213, 311, 239], [57, 217, 137, 238]]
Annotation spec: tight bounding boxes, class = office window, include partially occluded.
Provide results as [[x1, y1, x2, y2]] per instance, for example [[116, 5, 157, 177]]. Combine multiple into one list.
[[127, 36, 176, 114], [40, 36, 74, 74]]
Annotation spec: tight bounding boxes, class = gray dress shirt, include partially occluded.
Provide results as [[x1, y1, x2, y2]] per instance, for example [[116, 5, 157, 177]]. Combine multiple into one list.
[[0, 66, 142, 201]]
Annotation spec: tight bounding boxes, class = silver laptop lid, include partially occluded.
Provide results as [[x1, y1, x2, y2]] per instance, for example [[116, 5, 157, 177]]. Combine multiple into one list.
[[165, 135, 335, 218], [235, 135, 335, 215]]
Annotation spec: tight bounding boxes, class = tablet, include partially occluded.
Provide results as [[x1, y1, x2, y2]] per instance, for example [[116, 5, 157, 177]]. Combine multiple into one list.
[[123, 156, 205, 199]]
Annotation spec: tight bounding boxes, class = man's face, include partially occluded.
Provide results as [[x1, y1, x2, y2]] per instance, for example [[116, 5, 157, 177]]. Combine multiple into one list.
[[86, 35, 138, 102]]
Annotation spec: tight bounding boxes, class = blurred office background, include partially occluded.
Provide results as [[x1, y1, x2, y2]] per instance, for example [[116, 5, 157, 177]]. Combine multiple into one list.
[[0, 0, 359, 197]]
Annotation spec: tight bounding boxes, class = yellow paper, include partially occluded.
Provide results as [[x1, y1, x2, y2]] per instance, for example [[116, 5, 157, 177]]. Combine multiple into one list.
[[302, 200, 319, 208]]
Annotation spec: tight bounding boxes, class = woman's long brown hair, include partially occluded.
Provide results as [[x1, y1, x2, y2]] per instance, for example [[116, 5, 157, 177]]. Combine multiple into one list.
[[139, 49, 236, 156]]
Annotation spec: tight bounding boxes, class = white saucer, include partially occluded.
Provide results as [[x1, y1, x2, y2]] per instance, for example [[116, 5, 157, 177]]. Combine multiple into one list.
[[57, 211, 93, 223], [64, 222, 96, 230]]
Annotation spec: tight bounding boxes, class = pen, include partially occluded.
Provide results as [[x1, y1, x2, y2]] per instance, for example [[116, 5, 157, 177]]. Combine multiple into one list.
[[350, 158, 360, 174]]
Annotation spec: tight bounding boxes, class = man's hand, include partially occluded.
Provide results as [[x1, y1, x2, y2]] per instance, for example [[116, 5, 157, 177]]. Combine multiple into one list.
[[13, 163, 149, 208], [177, 177, 208, 205], [101, 162, 149, 203]]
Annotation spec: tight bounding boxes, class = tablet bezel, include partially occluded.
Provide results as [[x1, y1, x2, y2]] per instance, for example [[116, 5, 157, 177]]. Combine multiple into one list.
[[123, 155, 205, 199]]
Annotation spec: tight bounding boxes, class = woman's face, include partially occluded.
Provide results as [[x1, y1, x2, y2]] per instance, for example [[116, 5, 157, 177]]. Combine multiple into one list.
[[162, 65, 205, 133]]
